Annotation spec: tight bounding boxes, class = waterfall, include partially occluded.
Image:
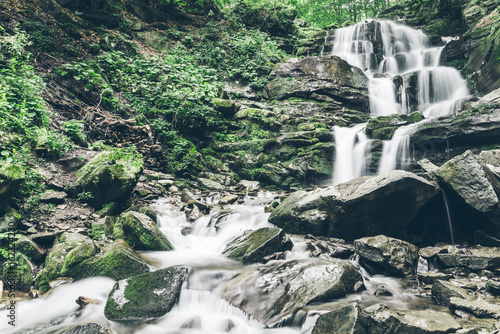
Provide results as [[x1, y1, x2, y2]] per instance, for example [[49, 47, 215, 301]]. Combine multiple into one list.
[[333, 123, 370, 184], [331, 19, 469, 184]]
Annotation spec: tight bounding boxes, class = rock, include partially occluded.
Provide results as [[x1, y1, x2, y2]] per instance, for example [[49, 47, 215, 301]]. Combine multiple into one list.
[[219, 258, 362, 326], [474, 230, 500, 247], [357, 303, 462, 333], [181, 189, 197, 203], [211, 98, 239, 116], [269, 170, 440, 241], [218, 194, 239, 205], [48, 277, 73, 289], [312, 303, 361, 334], [366, 112, 424, 140], [57, 155, 87, 172], [104, 266, 188, 321], [436, 246, 500, 270], [70, 147, 143, 209], [449, 297, 500, 319], [431, 280, 472, 306], [0, 162, 25, 211], [486, 280, 500, 295], [435, 150, 500, 229], [418, 272, 454, 285], [114, 211, 173, 251], [267, 56, 369, 112], [222, 227, 293, 264], [2, 253, 35, 292], [0, 207, 21, 234], [48, 323, 112, 334], [39, 190, 67, 204], [75, 296, 102, 308], [354, 235, 419, 277], [36, 237, 151, 292], [418, 158, 439, 173], [28, 289, 42, 299], [30, 232, 59, 248], [15, 236, 45, 261], [198, 178, 224, 190], [411, 103, 500, 157], [236, 180, 261, 195]]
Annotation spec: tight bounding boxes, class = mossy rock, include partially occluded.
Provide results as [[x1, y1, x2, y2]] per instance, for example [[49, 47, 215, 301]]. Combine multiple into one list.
[[3, 253, 36, 292], [0, 163, 25, 211], [0, 207, 21, 234], [114, 211, 172, 251], [69, 239, 152, 281], [211, 98, 239, 116], [223, 227, 293, 264], [15, 236, 45, 262], [70, 147, 143, 208], [104, 266, 188, 321], [366, 112, 424, 140]]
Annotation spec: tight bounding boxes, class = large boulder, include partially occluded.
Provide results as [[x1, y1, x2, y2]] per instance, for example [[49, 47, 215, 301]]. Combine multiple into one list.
[[312, 303, 361, 334], [435, 150, 500, 232], [354, 235, 419, 277], [104, 266, 188, 321], [411, 99, 500, 158], [114, 211, 173, 251], [267, 56, 369, 112], [219, 258, 363, 326], [36, 236, 151, 292], [449, 297, 500, 319], [0, 207, 21, 234], [222, 227, 293, 264], [269, 170, 440, 241], [70, 147, 143, 208]]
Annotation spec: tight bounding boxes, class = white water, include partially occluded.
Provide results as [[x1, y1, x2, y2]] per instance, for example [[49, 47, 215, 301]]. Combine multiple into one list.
[[331, 19, 469, 184]]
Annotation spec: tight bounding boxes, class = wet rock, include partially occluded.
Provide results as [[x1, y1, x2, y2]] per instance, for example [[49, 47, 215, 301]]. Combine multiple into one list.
[[267, 56, 369, 112], [222, 227, 293, 264], [104, 266, 188, 321], [49, 323, 112, 334], [76, 296, 102, 308], [181, 189, 197, 203], [431, 280, 472, 306], [486, 280, 500, 296], [15, 236, 45, 261], [312, 303, 361, 334], [411, 103, 500, 160], [354, 235, 419, 277], [57, 155, 87, 172], [418, 272, 454, 285], [357, 303, 462, 333], [69, 239, 152, 282], [218, 194, 239, 205], [366, 112, 424, 140], [449, 297, 500, 319], [28, 289, 42, 299], [114, 211, 173, 251], [436, 246, 500, 270], [236, 180, 261, 195], [48, 277, 74, 289], [435, 150, 500, 230], [269, 171, 440, 242], [69, 147, 143, 209], [220, 258, 362, 326]]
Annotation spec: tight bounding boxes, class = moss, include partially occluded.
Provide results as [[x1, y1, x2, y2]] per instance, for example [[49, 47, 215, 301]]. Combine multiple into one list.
[[114, 211, 172, 251], [3, 253, 34, 292]]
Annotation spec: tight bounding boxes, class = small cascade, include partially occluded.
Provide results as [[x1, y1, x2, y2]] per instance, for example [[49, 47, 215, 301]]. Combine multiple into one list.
[[333, 123, 370, 184], [330, 19, 469, 184]]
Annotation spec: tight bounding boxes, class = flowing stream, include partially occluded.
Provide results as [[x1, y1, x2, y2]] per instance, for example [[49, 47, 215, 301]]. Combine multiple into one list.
[[0, 192, 438, 334], [331, 20, 469, 184]]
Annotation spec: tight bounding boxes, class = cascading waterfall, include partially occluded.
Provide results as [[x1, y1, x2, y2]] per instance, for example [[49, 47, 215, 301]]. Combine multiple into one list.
[[331, 19, 469, 184], [333, 123, 370, 184]]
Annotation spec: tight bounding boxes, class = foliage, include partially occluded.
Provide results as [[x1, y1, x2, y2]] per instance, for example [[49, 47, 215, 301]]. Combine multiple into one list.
[[61, 119, 87, 146]]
